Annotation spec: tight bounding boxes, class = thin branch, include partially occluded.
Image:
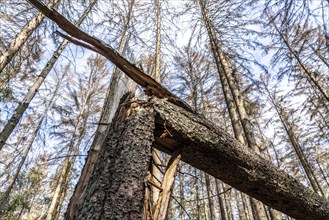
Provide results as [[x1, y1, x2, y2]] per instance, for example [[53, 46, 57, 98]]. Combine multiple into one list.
[[47, 154, 88, 161], [171, 195, 192, 219]]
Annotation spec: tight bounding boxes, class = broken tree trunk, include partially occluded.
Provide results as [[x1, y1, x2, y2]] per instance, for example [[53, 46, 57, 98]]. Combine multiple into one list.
[[150, 97, 329, 220], [75, 94, 154, 219], [76, 95, 329, 220], [26, 1, 329, 219]]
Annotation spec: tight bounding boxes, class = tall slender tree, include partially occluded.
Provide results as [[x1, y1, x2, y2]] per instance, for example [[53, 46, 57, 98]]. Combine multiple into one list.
[[0, 67, 65, 214], [0, 0, 60, 73], [0, 0, 97, 150], [66, 1, 137, 218]]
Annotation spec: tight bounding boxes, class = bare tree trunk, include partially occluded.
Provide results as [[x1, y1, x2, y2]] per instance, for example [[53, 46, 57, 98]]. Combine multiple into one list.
[[235, 190, 247, 220], [179, 167, 185, 220], [65, 1, 136, 218], [53, 113, 89, 220], [205, 174, 216, 220], [76, 94, 154, 219], [0, 72, 63, 213], [46, 74, 93, 220], [215, 180, 227, 220], [151, 96, 329, 219], [241, 193, 252, 220], [201, 173, 210, 220], [151, 0, 164, 208], [195, 168, 202, 220], [54, 186, 66, 220], [316, 158, 329, 188], [198, 1, 268, 218], [263, 85, 324, 197], [0, 0, 95, 150], [226, 67, 282, 220], [153, 149, 181, 220], [154, 0, 161, 83], [0, 0, 60, 73]]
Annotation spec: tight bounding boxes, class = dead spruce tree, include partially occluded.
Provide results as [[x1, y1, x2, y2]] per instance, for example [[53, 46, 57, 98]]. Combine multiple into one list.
[[26, 1, 329, 219]]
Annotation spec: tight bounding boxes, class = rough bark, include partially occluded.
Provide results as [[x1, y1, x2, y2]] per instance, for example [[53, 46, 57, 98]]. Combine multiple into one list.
[[25, 2, 329, 218], [151, 97, 329, 220], [198, 0, 267, 218], [65, 1, 136, 218], [76, 94, 154, 219]]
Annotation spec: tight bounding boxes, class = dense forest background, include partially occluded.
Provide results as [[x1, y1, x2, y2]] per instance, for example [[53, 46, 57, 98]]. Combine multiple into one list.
[[0, 0, 328, 219]]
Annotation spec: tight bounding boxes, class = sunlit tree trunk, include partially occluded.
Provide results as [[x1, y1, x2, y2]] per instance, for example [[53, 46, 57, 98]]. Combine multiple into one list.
[[198, 1, 268, 219], [151, 0, 164, 208], [0, 0, 95, 150], [0, 0, 60, 73], [241, 193, 252, 220], [215, 180, 227, 220], [153, 150, 181, 220], [265, 86, 324, 197], [205, 174, 216, 220], [178, 167, 185, 220], [236, 190, 246, 220], [201, 173, 210, 220], [195, 168, 202, 220], [0, 72, 63, 214]]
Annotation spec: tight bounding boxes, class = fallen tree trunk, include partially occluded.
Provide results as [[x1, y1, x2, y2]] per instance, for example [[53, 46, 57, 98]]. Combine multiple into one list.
[[151, 97, 329, 220], [26, 1, 329, 219], [77, 96, 329, 219]]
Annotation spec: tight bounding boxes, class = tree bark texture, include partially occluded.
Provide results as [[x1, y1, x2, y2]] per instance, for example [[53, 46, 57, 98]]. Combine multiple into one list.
[[75, 94, 154, 219], [25, 2, 329, 218], [65, 1, 136, 216], [77, 95, 329, 219], [151, 97, 329, 220]]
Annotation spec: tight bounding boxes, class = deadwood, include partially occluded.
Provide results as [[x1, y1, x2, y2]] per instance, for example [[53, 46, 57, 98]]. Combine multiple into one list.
[[26, 1, 329, 219], [27, 0, 192, 113], [151, 97, 329, 220], [75, 94, 155, 219], [76, 96, 329, 219]]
